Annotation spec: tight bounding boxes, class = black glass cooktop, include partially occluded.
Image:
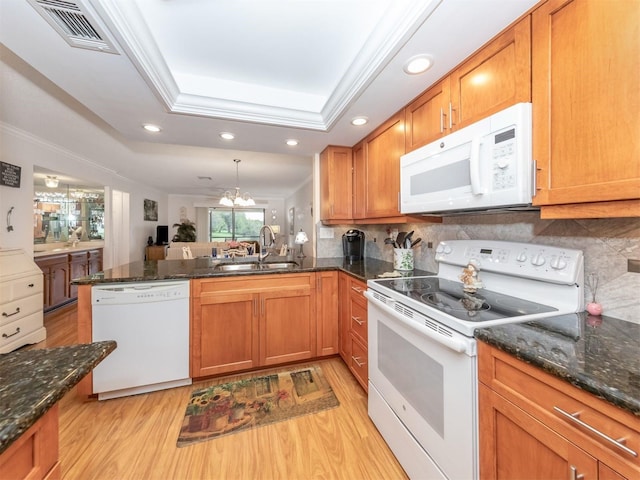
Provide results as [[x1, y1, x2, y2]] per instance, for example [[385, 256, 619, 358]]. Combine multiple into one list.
[[374, 277, 558, 322]]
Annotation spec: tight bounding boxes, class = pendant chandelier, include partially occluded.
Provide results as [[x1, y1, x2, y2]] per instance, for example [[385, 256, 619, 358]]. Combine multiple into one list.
[[220, 159, 255, 207]]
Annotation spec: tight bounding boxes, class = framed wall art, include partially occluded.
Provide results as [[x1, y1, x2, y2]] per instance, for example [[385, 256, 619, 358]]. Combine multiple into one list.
[[144, 198, 158, 221]]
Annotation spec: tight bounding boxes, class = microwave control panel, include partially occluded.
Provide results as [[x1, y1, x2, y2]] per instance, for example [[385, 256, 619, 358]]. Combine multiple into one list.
[[491, 128, 516, 190]]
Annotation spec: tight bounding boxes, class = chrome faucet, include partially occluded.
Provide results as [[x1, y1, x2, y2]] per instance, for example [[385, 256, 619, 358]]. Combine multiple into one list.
[[258, 225, 276, 262]]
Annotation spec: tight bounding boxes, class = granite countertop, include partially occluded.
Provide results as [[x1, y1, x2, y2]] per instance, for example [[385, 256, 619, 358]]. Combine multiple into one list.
[[72, 256, 433, 285], [0, 341, 116, 455], [476, 313, 640, 416]]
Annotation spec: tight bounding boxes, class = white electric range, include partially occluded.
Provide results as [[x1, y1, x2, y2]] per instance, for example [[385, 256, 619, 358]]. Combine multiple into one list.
[[365, 239, 585, 480]]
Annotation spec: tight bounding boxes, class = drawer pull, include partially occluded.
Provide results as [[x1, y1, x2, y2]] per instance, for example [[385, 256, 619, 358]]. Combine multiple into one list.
[[351, 286, 364, 294], [352, 356, 366, 368], [28, 283, 35, 288], [2, 307, 20, 318], [553, 406, 638, 457], [2, 327, 21, 339], [351, 315, 364, 326], [570, 465, 584, 480]]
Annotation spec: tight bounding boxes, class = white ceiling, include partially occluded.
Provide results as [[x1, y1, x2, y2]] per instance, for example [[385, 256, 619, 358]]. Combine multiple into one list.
[[0, 0, 538, 197]]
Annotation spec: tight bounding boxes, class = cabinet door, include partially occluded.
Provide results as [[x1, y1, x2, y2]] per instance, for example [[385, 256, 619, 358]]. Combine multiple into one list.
[[450, 16, 531, 130], [362, 111, 405, 218], [532, 0, 640, 214], [405, 78, 451, 152], [352, 141, 366, 219], [88, 249, 103, 274], [69, 253, 88, 299], [260, 286, 315, 365], [479, 383, 598, 480], [315, 271, 338, 357], [320, 146, 353, 221], [191, 292, 259, 377]]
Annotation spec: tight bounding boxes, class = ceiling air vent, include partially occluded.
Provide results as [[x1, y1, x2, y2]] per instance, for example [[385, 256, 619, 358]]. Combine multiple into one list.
[[27, 0, 119, 54]]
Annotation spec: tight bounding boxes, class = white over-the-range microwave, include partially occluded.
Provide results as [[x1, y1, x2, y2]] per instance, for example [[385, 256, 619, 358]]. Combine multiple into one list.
[[400, 102, 535, 215]]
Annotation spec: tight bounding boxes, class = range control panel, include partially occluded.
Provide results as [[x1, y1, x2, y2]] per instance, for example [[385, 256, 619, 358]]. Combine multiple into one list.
[[435, 240, 584, 284]]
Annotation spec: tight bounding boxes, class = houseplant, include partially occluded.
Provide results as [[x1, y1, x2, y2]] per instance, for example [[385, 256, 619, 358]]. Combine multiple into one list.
[[172, 220, 196, 242]]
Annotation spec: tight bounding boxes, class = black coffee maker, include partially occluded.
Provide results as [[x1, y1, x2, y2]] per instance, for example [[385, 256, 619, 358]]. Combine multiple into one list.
[[342, 229, 365, 261]]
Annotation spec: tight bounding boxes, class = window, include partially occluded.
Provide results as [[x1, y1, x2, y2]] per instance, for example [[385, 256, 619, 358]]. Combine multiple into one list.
[[209, 208, 265, 242]]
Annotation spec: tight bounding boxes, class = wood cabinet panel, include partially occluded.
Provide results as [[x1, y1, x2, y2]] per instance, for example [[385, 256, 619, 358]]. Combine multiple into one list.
[[338, 273, 351, 362], [69, 252, 88, 299], [404, 78, 451, 151], [339, 273, 368, 391], [450, 16, 531, 129], [315, 271, 339, 357], [191, 292, 259, 377], [0, 404, 60, 480], [479, 342, 640, 479], [35, 254, 70, 310], [260, 286, 315, 365], [361, 111, 405, 219], [320, 146, 353, 221], [532, 0, 640, 216], [145, 245, 166, 261], [352, 141, 366, 220], [192, 274, 315, 377]]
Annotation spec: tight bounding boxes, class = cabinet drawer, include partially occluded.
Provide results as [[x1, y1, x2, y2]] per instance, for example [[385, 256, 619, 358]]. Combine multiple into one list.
[[0, 310, 45, 350], [479, 342, 640, 477], [349, 335, 368, 391], [0, 275, 43, 303], [1, 294, 42, 326], [349, 280, 367, 306], [350, 299, 368, 345]]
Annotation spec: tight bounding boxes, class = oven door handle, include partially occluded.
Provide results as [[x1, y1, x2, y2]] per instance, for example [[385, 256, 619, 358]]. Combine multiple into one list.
[[364, 291, 471, 355]]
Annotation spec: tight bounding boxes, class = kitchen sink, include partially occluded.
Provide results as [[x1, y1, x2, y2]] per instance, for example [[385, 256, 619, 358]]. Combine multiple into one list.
[[215, 262, 260, 272], [260, 261, 299, 270], [214, 261, 299, 272]]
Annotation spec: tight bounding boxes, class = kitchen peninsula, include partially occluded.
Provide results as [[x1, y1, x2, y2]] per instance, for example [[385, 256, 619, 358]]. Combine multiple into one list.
[[0, 341, 116, 479], [72, 256, 431, 398]]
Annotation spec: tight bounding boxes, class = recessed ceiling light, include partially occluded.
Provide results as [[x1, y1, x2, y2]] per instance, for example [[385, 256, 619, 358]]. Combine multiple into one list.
[[220, 132, 235, 140], [286, 139, 299, 146], [351, 116, 368, 126], [403, 54, 434, 75], [142, 124, 161, 133]]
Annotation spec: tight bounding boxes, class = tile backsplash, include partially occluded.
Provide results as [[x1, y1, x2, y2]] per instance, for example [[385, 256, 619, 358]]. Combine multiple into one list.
[[317, 213, 640, 324]]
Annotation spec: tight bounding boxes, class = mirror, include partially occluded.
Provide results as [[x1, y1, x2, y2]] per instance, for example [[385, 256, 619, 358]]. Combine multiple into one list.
[[33, 167, 105, 245]]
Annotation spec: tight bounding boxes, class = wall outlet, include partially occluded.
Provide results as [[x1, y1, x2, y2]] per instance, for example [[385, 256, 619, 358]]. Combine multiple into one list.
[[319, 227, 334, 239]]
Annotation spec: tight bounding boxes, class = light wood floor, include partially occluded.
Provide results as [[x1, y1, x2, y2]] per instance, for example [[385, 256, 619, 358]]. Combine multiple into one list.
[[32, 305, 408, 480]]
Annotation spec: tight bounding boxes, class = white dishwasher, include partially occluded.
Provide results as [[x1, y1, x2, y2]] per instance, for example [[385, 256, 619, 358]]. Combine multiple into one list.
[[92, 280, 191, 400]]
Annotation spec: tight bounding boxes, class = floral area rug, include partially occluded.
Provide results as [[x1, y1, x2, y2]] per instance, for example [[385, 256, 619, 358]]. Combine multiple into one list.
[[177, 364, 339, 447]]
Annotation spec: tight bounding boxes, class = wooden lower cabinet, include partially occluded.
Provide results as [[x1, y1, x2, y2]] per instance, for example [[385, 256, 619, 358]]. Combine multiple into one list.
[[35, 248, 103, 312], [0, 405, 60, 480], [479, 342, 640, 480], [35, 254, 70, 310], [191, 273, 316, 378], [338, 273, 368, 391], [315, 271, 339, 357]]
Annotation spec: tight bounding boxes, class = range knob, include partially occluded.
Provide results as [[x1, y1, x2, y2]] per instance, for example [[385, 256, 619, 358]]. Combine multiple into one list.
[[436, 244, 452, 254], [516, 252, 528, 263], [550, 256, 567, 270], [531, 253, 546, 266]]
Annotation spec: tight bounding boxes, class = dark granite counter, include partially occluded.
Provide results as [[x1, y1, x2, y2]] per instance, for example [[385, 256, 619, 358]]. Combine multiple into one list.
[[0, 341, 116, 455], [475, 313, 640, 416], [72, 256, 433, 285]]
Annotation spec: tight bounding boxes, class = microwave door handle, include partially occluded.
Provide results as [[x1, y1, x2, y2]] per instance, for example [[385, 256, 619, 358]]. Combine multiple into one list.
[[469, 137, 485, 195]]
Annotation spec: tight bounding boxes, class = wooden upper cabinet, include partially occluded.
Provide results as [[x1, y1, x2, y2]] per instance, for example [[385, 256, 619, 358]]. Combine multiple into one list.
[[361, 111, 405, 219], [352, 141, 366, 220], [404, 17, 530, 153], [532, 0, 640, 218], [320, 146, 353, 222], [405, 78, 451, 152], [450, 15, 531, 130]]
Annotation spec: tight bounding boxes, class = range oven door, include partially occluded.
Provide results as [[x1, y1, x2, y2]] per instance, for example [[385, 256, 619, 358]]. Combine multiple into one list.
[[365, 290, 478, 480]]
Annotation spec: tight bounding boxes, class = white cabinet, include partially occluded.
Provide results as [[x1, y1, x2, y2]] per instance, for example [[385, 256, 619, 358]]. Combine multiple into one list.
[[0, 249, 46, 353]]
